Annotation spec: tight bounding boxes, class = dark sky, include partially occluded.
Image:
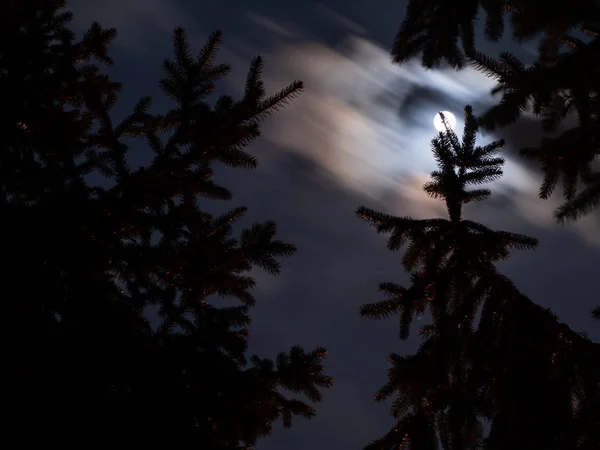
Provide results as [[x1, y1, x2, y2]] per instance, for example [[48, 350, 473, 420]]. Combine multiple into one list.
[[67, 1, 599, 448]]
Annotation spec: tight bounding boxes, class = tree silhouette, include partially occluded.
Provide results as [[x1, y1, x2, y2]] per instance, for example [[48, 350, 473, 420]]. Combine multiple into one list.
[[392, 0, 600, 222], [3, 1, 331, 445], [357, 107, 600, 450]]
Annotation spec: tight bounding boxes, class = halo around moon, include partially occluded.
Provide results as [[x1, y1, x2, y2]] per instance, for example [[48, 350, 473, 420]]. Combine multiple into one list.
[[433, 111, 457, 132]]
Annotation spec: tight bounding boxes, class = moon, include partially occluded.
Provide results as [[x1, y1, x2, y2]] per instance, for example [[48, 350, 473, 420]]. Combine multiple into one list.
[[433, 111, 457, 133]]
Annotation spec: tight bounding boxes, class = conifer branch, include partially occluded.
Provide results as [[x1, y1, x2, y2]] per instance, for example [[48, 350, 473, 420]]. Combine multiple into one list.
[[555, 173, 600, 222]]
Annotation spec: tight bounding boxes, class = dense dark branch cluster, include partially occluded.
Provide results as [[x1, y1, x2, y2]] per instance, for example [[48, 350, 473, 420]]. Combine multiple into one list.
[[469, 36, 600, 216], [357, 106, 600, 450], [393, 0, 600, 68], [3, 1, 331, 445]]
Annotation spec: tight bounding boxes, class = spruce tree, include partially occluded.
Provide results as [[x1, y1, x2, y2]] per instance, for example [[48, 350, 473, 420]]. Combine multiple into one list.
[[357, 107, 600, 450], [3, 1, 331, 446], [392, 0, 600, 222]]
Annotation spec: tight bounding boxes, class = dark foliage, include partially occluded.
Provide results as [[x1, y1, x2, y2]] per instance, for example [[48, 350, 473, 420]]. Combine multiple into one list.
[[393, 0, 600, 69], [357, 107, 600, 450], [2, 1, 331, 446], [469, 37, 600, 220]]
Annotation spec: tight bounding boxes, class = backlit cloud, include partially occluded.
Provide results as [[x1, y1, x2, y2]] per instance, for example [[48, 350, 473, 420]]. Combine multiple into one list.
[[259, 34, 600, 244]]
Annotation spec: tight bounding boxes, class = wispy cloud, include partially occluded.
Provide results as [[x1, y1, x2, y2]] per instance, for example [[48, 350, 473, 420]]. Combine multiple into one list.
[[246, 12, 298, 39], [257, 33, 600, 245], [314, 4, 367, 35]]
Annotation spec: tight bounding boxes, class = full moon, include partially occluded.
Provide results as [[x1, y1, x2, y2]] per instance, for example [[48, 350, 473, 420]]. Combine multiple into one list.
[[433, 111, 457, 133]]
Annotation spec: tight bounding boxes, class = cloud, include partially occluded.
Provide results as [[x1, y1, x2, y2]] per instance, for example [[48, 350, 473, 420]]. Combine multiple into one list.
[[246, 12, 298, 39], [314, 4, 367, 35], [257, 33, 600, 246], [260, 35, 502, 193]]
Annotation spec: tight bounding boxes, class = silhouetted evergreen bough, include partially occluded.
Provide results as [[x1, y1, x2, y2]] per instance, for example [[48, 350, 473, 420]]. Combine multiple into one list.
[[393, 0, 600, 69], [3, 1, 331, 445], [358, 107, 600, 450], [468, 39, 600, 221], [393, 0, 600, 222]]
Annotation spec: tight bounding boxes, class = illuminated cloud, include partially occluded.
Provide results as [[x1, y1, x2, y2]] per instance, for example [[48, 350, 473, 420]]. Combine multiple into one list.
[[260, 34, 600, 245], [262, 36, 501, 191]]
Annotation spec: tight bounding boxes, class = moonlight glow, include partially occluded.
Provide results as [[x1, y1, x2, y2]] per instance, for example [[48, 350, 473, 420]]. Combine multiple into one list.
[[433, 111, 457, 132]]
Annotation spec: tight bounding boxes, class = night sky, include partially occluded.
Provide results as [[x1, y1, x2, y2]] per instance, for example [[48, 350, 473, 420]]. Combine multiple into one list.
[[67, 1, 599, 448]]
